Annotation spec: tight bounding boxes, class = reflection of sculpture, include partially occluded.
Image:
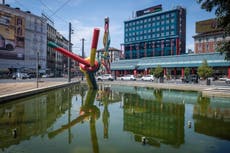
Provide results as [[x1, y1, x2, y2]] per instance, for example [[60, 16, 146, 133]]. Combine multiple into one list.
[[48, 89, 100, 153], [98, 87, 111, 139], [48, 28, 100, 89]]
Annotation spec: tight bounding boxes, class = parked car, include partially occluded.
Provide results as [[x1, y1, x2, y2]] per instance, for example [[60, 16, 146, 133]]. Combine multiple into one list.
[[12, 73, 30, 79], [120, 75, 136, 81], [42, 74, 50, 78], [141, 75, 154, 81], [225, 78, 230, 84], [182, 74, 198, 83], [96, 74, 114, 81], [219, 77, 227, 81]]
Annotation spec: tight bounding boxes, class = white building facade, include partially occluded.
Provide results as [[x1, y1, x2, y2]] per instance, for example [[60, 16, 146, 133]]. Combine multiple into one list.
[[0, 4, 47, 74]]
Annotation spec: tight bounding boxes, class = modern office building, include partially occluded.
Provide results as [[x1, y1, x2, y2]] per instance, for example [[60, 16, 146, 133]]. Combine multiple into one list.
[[123, 5, 186, 59], [0, 4, 47, 76], [193, 18, 230, 54], [111, 5, 230, 79]]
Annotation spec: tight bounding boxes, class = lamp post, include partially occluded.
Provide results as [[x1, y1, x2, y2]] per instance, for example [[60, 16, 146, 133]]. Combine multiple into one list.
[[68, 22, 73, 82], [36, 51, 39, 88], [81, 38, 85, 81]]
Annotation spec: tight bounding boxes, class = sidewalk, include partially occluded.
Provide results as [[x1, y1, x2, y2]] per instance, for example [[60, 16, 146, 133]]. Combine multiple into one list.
[[0, 79, 80, 102]]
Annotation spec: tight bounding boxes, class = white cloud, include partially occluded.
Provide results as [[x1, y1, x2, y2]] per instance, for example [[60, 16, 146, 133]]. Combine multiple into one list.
[[70, 19, 103, 57], [186, 42, 194, 53]]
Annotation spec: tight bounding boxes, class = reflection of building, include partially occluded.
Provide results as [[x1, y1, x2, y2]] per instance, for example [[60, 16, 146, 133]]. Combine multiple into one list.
[[193, 101, 230, 140], [123, 93, 185, 147], [0, 4, 47, 73], [193, 18, 230, 54], [0, 86, 78, 149], [123, 5, 186, 59]]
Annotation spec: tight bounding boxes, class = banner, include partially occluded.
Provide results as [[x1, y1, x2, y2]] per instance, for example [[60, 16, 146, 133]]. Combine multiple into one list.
[[0, 11, 25, 60]]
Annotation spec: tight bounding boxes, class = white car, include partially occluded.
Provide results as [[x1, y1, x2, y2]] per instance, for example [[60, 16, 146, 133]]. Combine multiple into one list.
[[120, 75, 136, 81], [96, 74, 114, 81], [225, 78, 230, 84], [141, 75, 154, 81]]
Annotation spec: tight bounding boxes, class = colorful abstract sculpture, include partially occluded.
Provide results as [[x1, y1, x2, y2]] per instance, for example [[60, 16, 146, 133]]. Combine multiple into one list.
[[48, 28, 100, 89], [102, 17, 111, 74]]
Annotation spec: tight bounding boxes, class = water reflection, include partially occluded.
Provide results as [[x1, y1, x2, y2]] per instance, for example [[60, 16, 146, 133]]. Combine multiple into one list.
[[193, 94, 230, 140], [0, 84, 230, 153], [122, 90, 185, 147], [0, 85, 81, 150]]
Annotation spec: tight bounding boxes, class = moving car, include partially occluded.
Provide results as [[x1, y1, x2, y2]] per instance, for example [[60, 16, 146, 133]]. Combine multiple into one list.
[[120, 75, 136, 81], [96, 74, 114, 81], [141, 75, 154, 81]]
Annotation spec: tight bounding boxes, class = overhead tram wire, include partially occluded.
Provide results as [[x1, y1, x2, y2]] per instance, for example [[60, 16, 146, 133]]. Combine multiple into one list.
[[37, 0, 69, 25], [14, 0, 70, 26], [49, 0, 72, 18]]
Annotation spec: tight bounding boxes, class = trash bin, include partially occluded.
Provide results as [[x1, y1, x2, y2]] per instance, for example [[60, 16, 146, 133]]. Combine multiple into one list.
[[206, 78, 211, 85], [159, 77, 164, 83]]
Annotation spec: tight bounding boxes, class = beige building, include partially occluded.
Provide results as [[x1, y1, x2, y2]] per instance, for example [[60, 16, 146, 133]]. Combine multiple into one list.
[[193, 18, 230, 54]]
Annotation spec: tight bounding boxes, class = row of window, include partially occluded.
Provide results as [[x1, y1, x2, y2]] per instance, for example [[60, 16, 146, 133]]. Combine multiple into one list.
[[126, 24, 176, 32], [125, 19, 176, 31], [125, 12, 176, 27], [124, 49, 177, 59], [124, 40, 177, 50], [125, 31, 176, 42]]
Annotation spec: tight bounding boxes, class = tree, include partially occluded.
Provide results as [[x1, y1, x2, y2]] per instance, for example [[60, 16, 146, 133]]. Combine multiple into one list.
[[196, 0, 230, 60], [184, 67, 190, 78], [197, 59, 214, 79], [153, 65, 164, 78]]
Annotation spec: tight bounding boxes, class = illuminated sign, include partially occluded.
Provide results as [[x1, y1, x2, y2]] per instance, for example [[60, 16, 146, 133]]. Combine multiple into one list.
[[136, 5, 162, 17]]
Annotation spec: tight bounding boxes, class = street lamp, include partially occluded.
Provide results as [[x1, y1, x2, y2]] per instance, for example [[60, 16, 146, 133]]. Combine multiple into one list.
[[36, 51, 39, 88], [68, 22, 73, 82]]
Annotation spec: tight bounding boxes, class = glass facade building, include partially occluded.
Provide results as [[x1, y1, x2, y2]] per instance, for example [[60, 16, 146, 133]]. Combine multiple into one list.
[[123, 6, 186, 59]]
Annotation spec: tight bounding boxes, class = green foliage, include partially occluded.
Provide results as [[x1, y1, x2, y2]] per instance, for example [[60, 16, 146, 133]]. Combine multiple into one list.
[[184, 67, 190, 77], [197, 60, 214, 79], [196, 0, 230, 60], [153, 65, 163, 78]]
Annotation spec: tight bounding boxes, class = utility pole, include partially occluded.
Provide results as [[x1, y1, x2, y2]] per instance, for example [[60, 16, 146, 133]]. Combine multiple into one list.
[[81, 38, 85, 81], [68, 22, 72, 82]]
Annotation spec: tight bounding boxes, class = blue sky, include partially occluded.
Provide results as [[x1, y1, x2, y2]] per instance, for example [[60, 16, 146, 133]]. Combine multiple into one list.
[[5, 0, 215, 56]]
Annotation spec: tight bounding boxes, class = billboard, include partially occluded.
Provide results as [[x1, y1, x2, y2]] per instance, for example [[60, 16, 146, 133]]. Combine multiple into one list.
[[195, 19, 220, 33], [136, 4, 162, 17], [0, 11, 25, 60]]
